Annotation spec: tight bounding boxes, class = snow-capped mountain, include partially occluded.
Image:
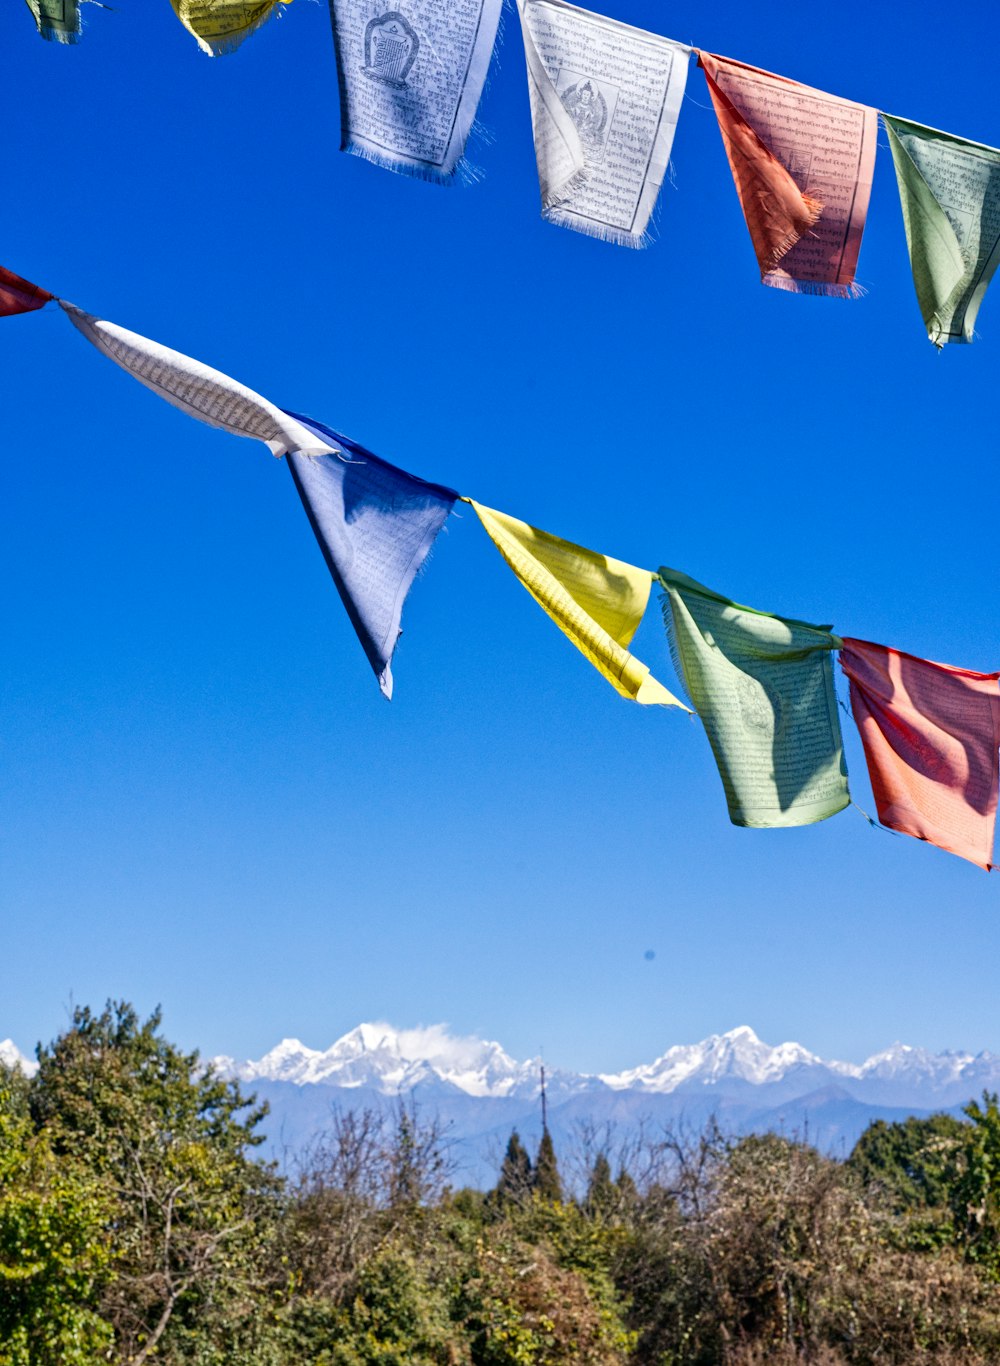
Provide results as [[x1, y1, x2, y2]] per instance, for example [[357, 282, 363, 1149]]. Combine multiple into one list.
[[203, 1023, 1000, 1180], [8, 1022, 999, 1181], [213, 1022, 1000, 1109], [213, 1022, 590, 1100], [600, 1025, 838, 1093]]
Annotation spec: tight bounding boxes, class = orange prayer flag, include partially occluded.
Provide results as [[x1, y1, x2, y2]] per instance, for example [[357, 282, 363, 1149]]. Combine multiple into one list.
[[0, 265, 53, 317], [840, 638, 1000, 870], [698, 52, 877, 297]]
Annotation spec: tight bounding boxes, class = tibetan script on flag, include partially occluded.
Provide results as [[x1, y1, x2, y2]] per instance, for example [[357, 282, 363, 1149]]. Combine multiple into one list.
[[329, 0, 503, 181], [883, 114, 1000, 345], [660, 566, 849, 828], [841, 638, 1000, 869], [518, 0, 690, 246], [700, 52, 876, 296]]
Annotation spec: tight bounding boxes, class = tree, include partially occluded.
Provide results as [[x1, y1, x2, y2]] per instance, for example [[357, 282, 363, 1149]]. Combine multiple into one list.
[[954, 1090, 1000, 1277], [492, 1130, 532, 1208], [584, 1153, 615, 1218], [533, 1129, 562, 1203], [848, 1113, 966, 1213], [30, 1002, 281, 1365], [0, 1065, 113, 1366]]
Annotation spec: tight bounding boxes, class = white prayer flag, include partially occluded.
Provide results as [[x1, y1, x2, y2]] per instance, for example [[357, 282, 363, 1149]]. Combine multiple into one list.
[[329, 0, 503, 183], [61, 304, 337, 459], [518, 0, 691, 246]]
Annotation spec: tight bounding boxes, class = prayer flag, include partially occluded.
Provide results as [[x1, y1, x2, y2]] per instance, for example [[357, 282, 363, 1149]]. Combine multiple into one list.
[[659, 567, 849, 827], [24, 0, 80, 44], [168, 0, 286, 56], [517, 0, 690, 247], [0, 265, 53, 317], [61, 303, 335, 458], [472, 501, 687, 706], [284, 413, 458, 699], [883, 114, 1000, 346], [328, 0, 502, 182], [840, 638, 1000, 869], [699, 52, 876, 296]]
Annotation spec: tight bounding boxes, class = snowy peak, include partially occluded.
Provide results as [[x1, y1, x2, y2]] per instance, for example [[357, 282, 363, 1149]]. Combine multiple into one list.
[[601, 1026, 827, 1093], [196, 1024, 1000, 1110], [216, 1022, 563, 1099]]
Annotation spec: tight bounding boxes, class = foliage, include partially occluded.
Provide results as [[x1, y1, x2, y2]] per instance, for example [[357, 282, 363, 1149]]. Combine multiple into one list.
[[848, 1113, 965, 1248], [492, 1131, 533, 1210], [532, 1131, 562, 1204], [0, 1065, 114, 1366], [6, 1007, 1000, 1365], [29, 1002, 282, 1365]]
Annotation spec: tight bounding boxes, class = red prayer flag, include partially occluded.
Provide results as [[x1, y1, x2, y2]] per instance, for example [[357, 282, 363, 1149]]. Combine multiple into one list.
[[840, 638, 1000, 870], [698, 52, 877, 297], [0, 265, 53, 317]]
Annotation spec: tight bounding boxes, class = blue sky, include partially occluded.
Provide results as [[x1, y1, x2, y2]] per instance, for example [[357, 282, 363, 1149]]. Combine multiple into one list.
[[2, 0, 998, 1075]]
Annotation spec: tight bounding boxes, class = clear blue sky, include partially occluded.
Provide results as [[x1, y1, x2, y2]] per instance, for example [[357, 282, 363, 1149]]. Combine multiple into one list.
[[2, 0, 998, 1074]]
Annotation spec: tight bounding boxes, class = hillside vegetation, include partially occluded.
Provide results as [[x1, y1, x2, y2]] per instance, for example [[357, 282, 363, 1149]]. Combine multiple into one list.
[[3, 1004, 1000, 1365]]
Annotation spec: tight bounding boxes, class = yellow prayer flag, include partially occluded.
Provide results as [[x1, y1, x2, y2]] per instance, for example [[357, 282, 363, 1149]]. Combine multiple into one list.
[[470, 501, 688, 709], [169, 0, 287, 55]]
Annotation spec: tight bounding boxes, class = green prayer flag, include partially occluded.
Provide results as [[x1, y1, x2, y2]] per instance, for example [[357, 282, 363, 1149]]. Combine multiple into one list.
[[24, 0, 81, 43], [883, 114, 1000, 346], [658, 567, 849, 829]]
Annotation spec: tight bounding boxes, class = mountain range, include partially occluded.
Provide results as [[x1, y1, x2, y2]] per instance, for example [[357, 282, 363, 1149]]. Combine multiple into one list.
[[5, 1024, 996, 1185]]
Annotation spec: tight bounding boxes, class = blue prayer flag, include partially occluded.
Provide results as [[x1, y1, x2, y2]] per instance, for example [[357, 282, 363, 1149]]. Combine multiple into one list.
[[284, 412, 458, 699]]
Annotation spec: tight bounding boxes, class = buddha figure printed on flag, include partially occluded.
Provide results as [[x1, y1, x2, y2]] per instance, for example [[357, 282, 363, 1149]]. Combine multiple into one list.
[[558, 72, 618, 160]]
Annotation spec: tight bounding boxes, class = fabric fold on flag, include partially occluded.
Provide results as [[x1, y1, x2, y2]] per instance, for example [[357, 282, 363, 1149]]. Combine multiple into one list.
[[883, 114, 1000, 346], [517, 0, 690, 246], [60, 303, 335, 458], [840, 638, 1000, 869], [699, 52, 876, 296], [0, 265, 53, 317], [659, 567, 849, 827], [471, 501, 687, 706], [168, 0, 286, 56], [284, 412, 458, 700], [328, 0, 503, 183], [25, 0, 81, 44]]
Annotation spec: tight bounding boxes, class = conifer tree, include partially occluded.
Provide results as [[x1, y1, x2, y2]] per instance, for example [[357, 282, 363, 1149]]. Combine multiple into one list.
[[615, 1166, 639, 1212], [585, 1152, 615, 1217], [494, 1129, 533, 1205], [533, 1128, 562, 1203]]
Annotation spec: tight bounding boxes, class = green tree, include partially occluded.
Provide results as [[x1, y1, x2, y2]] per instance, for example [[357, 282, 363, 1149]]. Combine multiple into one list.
[[849, 1113, 966, 1212], [0, 1065, 113, 1366], [493, 1131, 533, 1208], [584, 1153, 615, 1219], [30, 1002, 281, 1365], [532, 1130, 562, 1204], [955, 1090, 1000, 1277]]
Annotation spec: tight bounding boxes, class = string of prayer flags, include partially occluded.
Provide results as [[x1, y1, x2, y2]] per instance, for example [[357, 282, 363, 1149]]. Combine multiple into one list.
[[169, 0, 287, 56], [659, 567, 849, 827], [283, 412, 458, 699], [25, 0, 81, 44], [328, 0, 503, 183], [60, 303, 336, 458], [0, 265, 53, 317], [471, 501, 687, 707], [699, 53, 876, 296], [517, 0, 690, 247], [882, 115, 1000, 346], [839, 639, 1000, 869]]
